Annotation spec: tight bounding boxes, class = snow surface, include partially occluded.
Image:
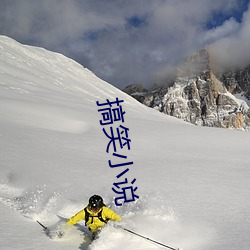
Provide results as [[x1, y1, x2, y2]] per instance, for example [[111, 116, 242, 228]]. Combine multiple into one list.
[[0, 35, 250, 250]]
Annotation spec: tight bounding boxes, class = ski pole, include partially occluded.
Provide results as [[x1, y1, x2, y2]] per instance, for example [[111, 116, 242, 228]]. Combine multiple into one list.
[[37, 220, 48, 231], [122, 227, 180, 250]]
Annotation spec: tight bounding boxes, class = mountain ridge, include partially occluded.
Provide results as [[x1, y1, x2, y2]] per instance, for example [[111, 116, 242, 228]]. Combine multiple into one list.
[[123, 49, 250, 130]]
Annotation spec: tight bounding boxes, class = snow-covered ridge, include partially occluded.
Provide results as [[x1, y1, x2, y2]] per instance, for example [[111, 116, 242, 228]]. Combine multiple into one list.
[[0, 35, 144, 107], [0, 35, 152, 134]]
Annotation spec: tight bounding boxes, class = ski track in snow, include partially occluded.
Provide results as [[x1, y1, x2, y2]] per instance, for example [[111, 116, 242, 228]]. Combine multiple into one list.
[[0, 99, 91, 134]]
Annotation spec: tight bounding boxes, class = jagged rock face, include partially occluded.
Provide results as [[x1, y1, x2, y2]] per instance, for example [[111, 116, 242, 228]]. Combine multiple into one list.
[[217, 66, 250, 99], [123, 84, 147, 103], [162, 73, 249, 128], [123, 49, 250, 130], [123, 83, 146, 95]]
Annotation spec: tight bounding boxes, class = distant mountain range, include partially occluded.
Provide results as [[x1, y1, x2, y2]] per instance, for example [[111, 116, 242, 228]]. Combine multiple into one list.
[[123, 49, 250, 130]]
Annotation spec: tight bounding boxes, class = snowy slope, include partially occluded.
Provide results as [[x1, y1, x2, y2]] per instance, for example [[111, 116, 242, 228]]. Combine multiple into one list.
[[0, 36, 250, 250]]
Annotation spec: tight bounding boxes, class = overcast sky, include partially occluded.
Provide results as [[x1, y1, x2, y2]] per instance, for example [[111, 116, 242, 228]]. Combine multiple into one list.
[[0, 0, 249, 89]]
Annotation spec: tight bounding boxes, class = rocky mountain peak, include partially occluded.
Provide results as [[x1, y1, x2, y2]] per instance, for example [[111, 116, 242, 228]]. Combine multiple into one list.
[[123, 49, 250, 130], [177, 49, 210, 78]]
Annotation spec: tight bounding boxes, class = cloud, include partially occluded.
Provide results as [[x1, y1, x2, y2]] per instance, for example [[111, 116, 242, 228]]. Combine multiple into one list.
[[200, 18, 240, 45], [0, 0, 249, 89], [209, 4, 250, 69]]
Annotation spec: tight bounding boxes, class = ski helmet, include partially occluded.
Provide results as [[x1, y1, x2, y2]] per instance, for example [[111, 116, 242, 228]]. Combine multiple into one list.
[[89, 195, 104, 210]]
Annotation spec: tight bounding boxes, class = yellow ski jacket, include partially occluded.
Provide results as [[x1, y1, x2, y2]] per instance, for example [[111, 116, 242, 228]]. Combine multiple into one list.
[[67, 206, 121, 233]]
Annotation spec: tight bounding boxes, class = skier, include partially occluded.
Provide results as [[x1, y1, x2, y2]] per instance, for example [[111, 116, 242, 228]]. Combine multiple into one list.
[[66, 194, 122, 239]]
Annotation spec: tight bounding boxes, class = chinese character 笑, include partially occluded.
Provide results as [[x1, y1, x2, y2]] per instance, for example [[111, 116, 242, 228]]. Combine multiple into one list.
[[103, 125, 131, 153]]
